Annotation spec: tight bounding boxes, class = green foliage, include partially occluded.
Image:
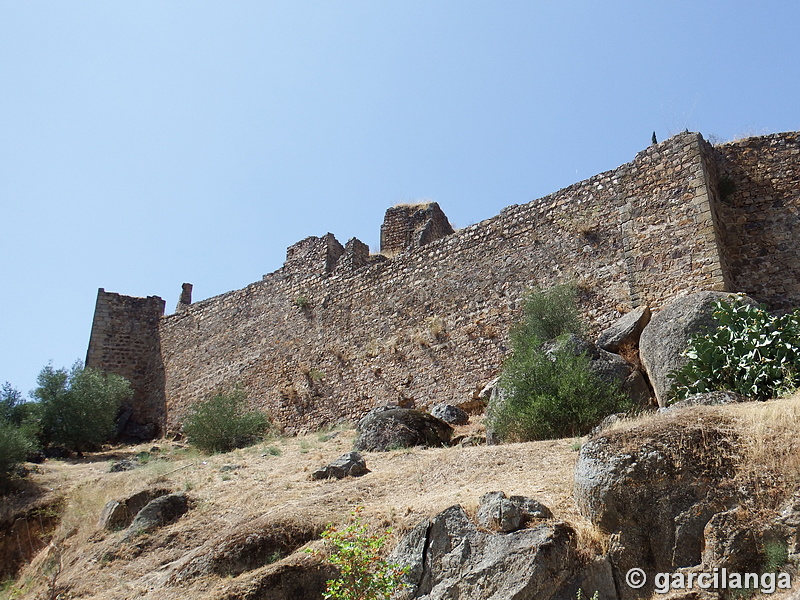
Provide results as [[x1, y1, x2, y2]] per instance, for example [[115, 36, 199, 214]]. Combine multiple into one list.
[[309, 508, 407, 600], [293, 295, 311, 309], [1, 382, 41, 445], [0, 419, 35, 475], [33, 362, 132, 451], [183, 388, 271, 453], [512, 284, 583, 345], [489, 285, 629, 442], [670, 298, 800, 401], [762, 539, 789, 574]]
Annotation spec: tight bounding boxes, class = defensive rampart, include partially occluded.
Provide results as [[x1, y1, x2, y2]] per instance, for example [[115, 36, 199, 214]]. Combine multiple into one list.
[[85, 131, 800, 435]]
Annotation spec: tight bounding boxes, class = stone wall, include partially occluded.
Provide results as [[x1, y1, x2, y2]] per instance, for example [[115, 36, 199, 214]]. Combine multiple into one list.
[[711, 132, 800, 308], [155, 132, 729, 433], [85, 289, 167, 436], [86, 131, 800, 435]]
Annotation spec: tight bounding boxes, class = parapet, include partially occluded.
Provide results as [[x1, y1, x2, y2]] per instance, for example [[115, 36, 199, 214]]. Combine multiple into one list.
[[284, 233, 345, 276], [380, 202, 455, 255], [175, 283, 193, 312], [333, 237, 370, 274]]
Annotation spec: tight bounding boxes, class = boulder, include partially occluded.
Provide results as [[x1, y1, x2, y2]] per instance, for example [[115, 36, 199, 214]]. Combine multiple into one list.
[[429, 403, 469, 426], [658, 391, 751, 413], [390, 504, 615, 600], [354, 409, 452, 452], [545, 334, 647, 404], [597, 306, 651, 352], [639, 291, 755, 407], [574, 411, 741, 599], [477, 491, 553, 532], [311, 451, 369, 480], [98, 488, 171, 531], [124, 493, 189, 538], [170, 515, 323, 582], [477, 491, 522, 532]]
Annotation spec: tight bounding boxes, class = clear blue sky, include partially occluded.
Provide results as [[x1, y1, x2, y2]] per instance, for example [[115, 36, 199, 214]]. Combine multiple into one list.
[[1, 1, 798, 397]]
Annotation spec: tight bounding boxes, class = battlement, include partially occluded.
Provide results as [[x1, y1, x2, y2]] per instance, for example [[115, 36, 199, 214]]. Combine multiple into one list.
[[380, 201, 455, 255], [87, 131, 800, 436]]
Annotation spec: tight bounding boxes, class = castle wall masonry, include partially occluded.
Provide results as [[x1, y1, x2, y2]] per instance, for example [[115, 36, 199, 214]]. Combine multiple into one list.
[[85, 131, 800, 435]]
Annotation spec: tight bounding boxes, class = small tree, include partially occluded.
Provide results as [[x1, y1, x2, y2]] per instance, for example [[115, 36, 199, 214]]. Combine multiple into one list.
[[489, 285, 630, 441], [0, 419, 35, 476], [182, 388, 270, 453], [310, 508, 407, 600], [34, 362, 132, 451]]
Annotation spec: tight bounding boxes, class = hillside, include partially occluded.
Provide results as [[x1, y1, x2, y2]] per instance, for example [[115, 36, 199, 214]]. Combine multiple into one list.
[[4, 395, 800, 600]]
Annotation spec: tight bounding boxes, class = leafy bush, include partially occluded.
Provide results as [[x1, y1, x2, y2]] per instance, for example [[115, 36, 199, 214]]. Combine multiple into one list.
[[0, 419, 35, 475], [182, 389, 270, 453], [33, 362, 132, 451], [1, 382, 41, 444], [670, 297, 800, 401], [513, 284, 583, 344], [489, 285, 629, 441], [310, 508, 407, 600]]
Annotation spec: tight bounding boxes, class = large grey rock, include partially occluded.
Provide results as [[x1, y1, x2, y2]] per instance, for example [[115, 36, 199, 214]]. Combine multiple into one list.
[[639, 291, 755, 407], [477, 491, 522, 532], [124, 493, 189, 538], [98, 488, 171, 531], [546, 334, 646, 404], [354, 409, 453, 452], [574, 413, 741, 599], [658, 390, 751, 413], [429, 403, 469, 426], [390, 504, 612, 600], [477, 491, 553, 532], [311, 451, 369, 480], [597, 306, 651, 352]]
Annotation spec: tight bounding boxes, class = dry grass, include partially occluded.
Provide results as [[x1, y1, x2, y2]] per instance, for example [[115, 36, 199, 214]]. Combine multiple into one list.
[[1, 425, 586, 600], [5, 394, 800, 599]]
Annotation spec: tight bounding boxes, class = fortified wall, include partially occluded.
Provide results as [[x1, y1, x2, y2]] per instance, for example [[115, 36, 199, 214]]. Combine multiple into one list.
[[85, 131, 800, 436]]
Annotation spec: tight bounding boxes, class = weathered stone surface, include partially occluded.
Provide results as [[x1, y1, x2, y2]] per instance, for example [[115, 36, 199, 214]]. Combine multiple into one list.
[[380, 202, 454, 254], [659, 391, 751, 413], [639, 291, 755, 407], [476, 492, 553, 532], [597, 306, 651, 352], [125, 493, 189, 538], [354, 409, 452, 452], [390, 504, 612, 600], [311, 451, 369, 480], [429, 403, 469, 426], [98, 489, 171, 531], [622, 370, 653, 405], [574, 412, 741, 599], [477, 491, 522, 532], [170, 515, 322, 582], [544, 334, 645, 403]]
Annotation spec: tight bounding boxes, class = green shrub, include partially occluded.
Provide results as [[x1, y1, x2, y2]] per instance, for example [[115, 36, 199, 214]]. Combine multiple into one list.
[[309, 508, 407, 600], [183, 389, 270, 453], [1, 382, 41, 444], [488, 285, 629, 442], [33, 362, 132, 451], [0, 419, 35, 475], [670, 297, 800, 401], [512, 284, 583, 345]]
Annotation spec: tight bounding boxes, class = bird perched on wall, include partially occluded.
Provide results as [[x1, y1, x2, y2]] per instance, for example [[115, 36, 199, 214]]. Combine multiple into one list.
[[652, 131, 658, 145]]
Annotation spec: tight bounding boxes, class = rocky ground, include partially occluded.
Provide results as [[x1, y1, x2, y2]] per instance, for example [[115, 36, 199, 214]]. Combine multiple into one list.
[[3, 396, 800, 600]]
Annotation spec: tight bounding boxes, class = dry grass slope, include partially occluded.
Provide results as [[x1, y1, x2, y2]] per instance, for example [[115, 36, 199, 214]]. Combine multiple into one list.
[[2, 394, 800, 600]]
